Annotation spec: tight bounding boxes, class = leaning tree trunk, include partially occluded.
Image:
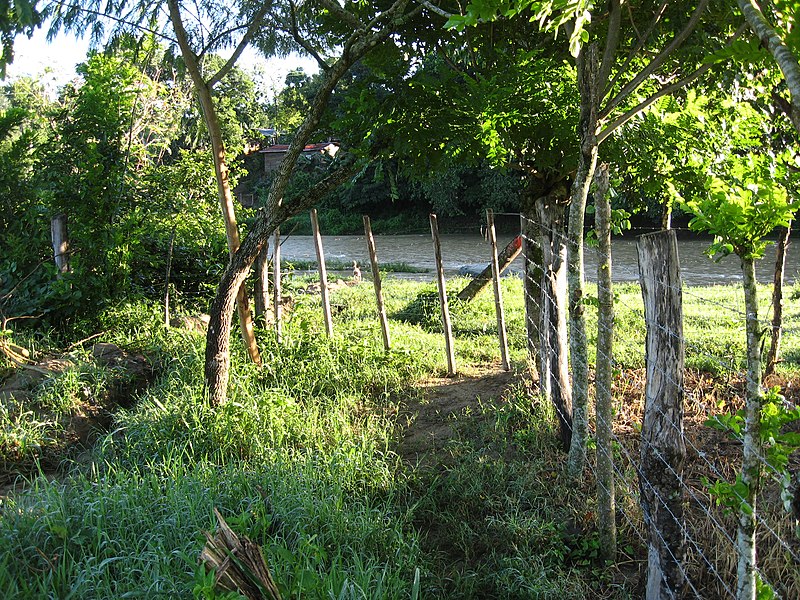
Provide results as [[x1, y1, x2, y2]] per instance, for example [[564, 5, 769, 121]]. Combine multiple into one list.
[[537, 189, 573, 452], [736, 0, 800, 135], [593, 164, 616, 561], [203, 7, 412, 404], [737, 256, 764, 600], [567, 44, 600, 477], [167, 0, 260, 366], [764, 221, 791, 378], [205, 158, 360, 406]]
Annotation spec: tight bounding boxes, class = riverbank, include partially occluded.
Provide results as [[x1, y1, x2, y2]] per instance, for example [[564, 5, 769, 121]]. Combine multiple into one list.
[[1, 278, 799, 597]]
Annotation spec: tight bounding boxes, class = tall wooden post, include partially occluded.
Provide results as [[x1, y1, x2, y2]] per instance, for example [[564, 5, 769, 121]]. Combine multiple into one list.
[[637, 230, 686, 600], [430, 214, 456, 376], [273, 228, 282, 343], [487, 209, 510, 371], [164, 225, 177, 328], [311, 209, 334, 336], [254, 242, 270, 319], [51, 214, 70, 276], [363, 216, 391, 351]]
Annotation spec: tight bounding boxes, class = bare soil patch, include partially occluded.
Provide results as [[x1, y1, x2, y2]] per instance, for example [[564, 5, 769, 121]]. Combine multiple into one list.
[[397, 364, 519, 464]]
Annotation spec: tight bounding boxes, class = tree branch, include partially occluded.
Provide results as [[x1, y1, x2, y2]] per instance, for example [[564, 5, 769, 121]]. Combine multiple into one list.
[[317, 0, 363, 30], [207, 1, 275, 87], [597, 23, 748, 144], [288, 0, 330, 72], [416, 0, 454, 19], [50, 3, 176, 44], [598, 0, 622, 96], [601, 0, 707, 119]]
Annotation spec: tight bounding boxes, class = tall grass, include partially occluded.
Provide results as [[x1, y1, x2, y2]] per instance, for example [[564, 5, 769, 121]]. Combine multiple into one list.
[[1, 277, 798, 598]]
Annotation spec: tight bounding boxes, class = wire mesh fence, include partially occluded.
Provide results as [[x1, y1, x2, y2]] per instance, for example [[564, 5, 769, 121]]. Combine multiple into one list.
[[518, 211, 800, 599]]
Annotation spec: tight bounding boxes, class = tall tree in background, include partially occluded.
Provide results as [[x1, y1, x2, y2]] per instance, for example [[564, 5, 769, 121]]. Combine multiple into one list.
[[49, 0, 281, 365]]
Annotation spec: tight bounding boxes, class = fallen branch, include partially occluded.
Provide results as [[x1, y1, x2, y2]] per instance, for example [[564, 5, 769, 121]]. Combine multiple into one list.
[[200, 508, 283, 600]]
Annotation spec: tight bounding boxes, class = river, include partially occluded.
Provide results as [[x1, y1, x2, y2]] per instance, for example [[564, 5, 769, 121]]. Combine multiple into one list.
[[278, 233, 799, 286]]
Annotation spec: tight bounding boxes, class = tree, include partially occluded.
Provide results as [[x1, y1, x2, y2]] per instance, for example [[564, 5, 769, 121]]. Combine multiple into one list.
[[203, 0, 423, 405], [436, 0, 741, 468], [735, 0, 800, 135], [49, 0, 279, 365], [680, 154, 797, 600]]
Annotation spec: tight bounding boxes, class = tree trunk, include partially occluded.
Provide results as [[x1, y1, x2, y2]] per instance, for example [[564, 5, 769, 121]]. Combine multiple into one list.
[[167, 0, 261, 366], [205, 158, 360, 405], [203, 2, 411, 404], [736, 0, 800, 135], [637, 230, 687, 600], [537, 192, 572, 452], [764, 222, 791, 378], [737, 256, 764, 600], [567, 44, 600, 477], [593, 164, 615, 561]]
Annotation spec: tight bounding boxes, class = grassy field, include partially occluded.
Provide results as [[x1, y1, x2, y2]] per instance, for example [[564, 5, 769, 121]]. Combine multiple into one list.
[[1, 275, 799, 598]]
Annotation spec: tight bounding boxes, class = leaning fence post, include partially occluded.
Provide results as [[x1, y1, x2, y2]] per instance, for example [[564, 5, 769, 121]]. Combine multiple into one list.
[[310, 209, 334, 337], [273, 228, 282, 343], [430, 214, 456, 376], [487, 209, 510, 371], [637, 230, 687, 599], [363, 216, 391, 351]]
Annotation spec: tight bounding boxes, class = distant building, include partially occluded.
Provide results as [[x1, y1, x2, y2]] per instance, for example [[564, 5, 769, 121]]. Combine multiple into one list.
[[260, 142, 339, 174], [235, 132, 340, 208]]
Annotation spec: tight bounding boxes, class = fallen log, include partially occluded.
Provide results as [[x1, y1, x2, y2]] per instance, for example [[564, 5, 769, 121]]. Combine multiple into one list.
[[456, 235, 522, 302]]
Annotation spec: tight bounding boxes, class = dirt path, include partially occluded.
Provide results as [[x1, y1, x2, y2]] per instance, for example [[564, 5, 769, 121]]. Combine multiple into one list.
[[397, 364, 520, 463]]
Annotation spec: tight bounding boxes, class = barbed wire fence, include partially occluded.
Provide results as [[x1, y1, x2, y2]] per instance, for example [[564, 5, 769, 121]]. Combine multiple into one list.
[[153, 206, 800, 597], [517, 210, 800, 599]]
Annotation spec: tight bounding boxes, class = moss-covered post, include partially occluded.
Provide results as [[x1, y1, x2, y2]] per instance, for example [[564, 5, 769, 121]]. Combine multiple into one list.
[[637, 230, 686, 599]]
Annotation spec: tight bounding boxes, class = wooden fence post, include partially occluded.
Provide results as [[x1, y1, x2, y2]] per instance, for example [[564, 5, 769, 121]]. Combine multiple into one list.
[[637, 230, 686, 600], [430, 214, 456, 376], [593, 164, 615, 561], [51, 213, 70, 276], [164, 225, 177, 328], [310, 209, 334, 336], [254, 242, 270, 319], [487, 209, 510, 371], [363, 216, 391, 351], [273, 228, 282, 343]]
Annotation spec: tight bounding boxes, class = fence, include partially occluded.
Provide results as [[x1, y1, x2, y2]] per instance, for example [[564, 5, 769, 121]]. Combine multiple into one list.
[[517, 210, 800, 599], [158, 206, 800, 598]]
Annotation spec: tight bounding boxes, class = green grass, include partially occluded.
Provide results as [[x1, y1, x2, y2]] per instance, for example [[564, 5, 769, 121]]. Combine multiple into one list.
[[1, 276, 799, 598]]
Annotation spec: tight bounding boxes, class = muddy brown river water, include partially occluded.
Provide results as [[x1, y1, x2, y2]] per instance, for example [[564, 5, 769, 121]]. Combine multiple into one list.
[[277, 233, 798, 286]]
